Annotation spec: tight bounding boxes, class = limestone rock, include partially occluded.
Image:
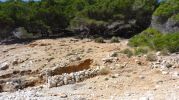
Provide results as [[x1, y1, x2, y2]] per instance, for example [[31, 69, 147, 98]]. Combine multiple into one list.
[[162, 71, 169, 75], [59, 93, 68, 98], [0, 62, 9, 70], [172, 71, 179, 77], [63, 77, 68, 85], [47, 77, 57, 88], [12, 59, 18, 65], [151, 16, 179, 34], [13, 27, 34, 39]]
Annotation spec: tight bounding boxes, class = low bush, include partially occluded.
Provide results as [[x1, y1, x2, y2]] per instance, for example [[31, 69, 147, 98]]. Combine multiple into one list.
[[121, 48, 133, 58], [171, 14, 179, 21], [160, 49, 170, 56], [98, 67, 111, 75], [110, 52, 118, 57], [128, 28, 162, 48], [146, 53, 157, 62], [128, 28, 179, 53], [110, 36, 120, 43], [134, 47, 148, 56], [153, 0, 179, 20], [95, 37, 105, 43]]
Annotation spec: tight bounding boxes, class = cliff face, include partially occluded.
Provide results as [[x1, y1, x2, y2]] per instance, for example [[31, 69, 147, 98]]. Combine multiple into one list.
[[151, 15, 179, 33], [151, 0, 179, 33]]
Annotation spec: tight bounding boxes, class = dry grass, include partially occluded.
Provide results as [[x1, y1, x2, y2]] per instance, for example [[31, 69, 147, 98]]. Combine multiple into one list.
[[98, 67, 111, 75]]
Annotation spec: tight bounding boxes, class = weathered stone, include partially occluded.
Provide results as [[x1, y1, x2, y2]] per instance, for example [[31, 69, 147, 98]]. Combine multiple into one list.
[[57, 81, 64, 86], [160, 65, 168, 70], [84, 71, 90, 78], [69, 73, 75, 79], [47, 77, 57, 88], [75, 74, 80, 82], [172, 71, 179, 77], [156, 51, 161, 56], [135, 60, 142, 65], [104, 77, 109, 81], [102, 57, 114, 63], [12, 59, 18, 65], [79, 75, 84, 81], [57, 75, 63, 81], [63, 77, 68, 85], [173, 64, 179, 68], [139, 75, 145, 79], [0, 62, 9, 70], [59, 93, 68, 98], [68, 79, 75, 84], [3, 79, 22, 92], [13, 27, 34, 39], [66, 74, 72, 80], [165, 63, 172, 68], [162, 71, 169, 75], [91, 70, 98, 76]]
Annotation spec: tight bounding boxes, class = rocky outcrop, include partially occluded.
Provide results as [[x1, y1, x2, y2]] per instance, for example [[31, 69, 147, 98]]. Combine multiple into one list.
[[13, 27, 35, 39], [150, 53, 179, 77], [74, 20, 140, 38], [151, 16, 179, 33], [151, 0, 179, 34]]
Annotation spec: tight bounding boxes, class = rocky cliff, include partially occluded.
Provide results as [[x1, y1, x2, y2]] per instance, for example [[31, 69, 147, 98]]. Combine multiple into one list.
[[151, 0, 179, 33]]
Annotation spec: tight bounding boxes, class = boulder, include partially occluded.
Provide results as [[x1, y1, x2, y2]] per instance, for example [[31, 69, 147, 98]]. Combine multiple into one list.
[[0, 62, 9, 70], [13, 27, 34, 39], [47, 76, 58, 88]]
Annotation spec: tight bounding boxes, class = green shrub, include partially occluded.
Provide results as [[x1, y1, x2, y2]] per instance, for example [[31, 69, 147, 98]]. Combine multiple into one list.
[[153, 33, 179, 53], [160, 49, 170, 56], [95, 37, 105, 43], [171, 14, 179, 21], [0, 0, 158, 39], [146, 53, 157, 62], [129, 28, 179, 53], [134, 47, 148, 56], [110, 52, 118, 57], [153, 0, 179, 18], [128, 28, 162, 48], [121, 48, 133, 58], [0, 12, 14, 39], [110, 36, 120, 43]]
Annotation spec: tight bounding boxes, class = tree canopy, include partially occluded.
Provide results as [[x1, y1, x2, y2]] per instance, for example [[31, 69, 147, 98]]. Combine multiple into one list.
[[0, 0, 159, 39]]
